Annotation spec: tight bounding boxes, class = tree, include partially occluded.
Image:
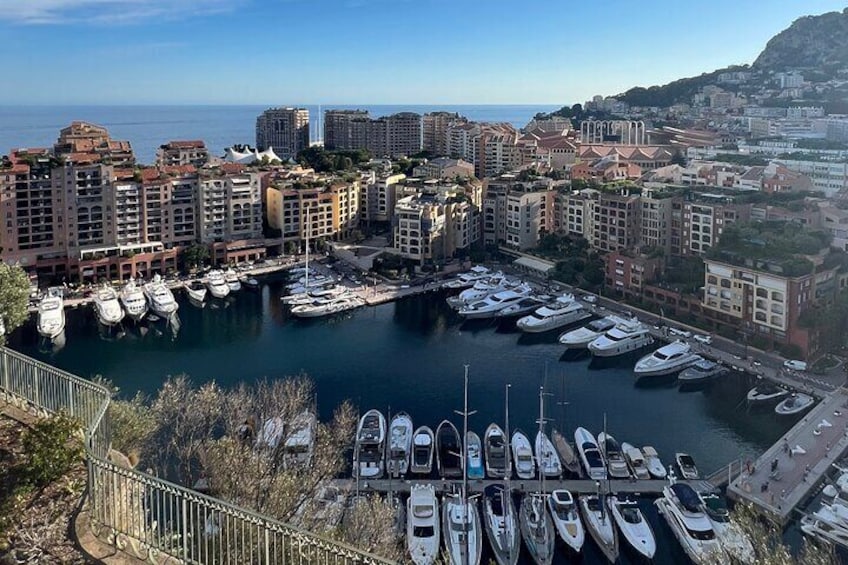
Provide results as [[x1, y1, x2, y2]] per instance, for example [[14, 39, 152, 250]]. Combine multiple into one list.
[[671, 150, 687, 166], [0, 262, 31, 343], [182, 244, 210, 271]]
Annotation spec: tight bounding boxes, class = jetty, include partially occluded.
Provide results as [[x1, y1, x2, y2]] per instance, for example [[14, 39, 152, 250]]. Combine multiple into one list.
[[728, 388, 848, 525]]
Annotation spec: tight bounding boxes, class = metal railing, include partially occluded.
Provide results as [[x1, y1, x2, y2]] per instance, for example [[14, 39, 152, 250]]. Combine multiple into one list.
[[0, 347, 392, 565]]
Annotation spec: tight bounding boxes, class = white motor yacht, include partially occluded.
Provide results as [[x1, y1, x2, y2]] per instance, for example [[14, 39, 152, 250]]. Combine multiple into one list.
[[354, 409, 386, 479], [558, 315, 628, 348], [516, 294, 590, 333], [282, 285, 347, 305], [143, 275, 179, 317], [700, 492, 755, 564], [678, 359, 728, 385], [466, 431, 485, 480], [484, 424, 508, 479], [120, 280, 148, 321], [291, 296, 363, 318], [387, 412, 413, 478], [579, 494, 618, 563], [185, 280, 207, 303], [496, 295, 549, 319], [519, 493, 556, 565], [535, 431, 562, 478], [609, 496, 656, 560], [443, 266, 491, 289], [442, 494, 483, 565], [588, 320, 653, 357], [458, 288, 532, 319], [634, 341, 701, 378], [410, 426, 435, 475], [482, 485, 520, 565], [407, 484, 440, 565], [675, 452, 700, 480], [511, 430, 536, 480], [597, 432, 631, 479], [206, 270, 231, 299], [287, 273, 333, 291], [37, 288, 65, 340], [93, 285, 124, 326], [655, 482, 725, 565], [445, 273, 512, 308], [574, 427, 606, 480], [224, 268, 241, 292], [775, 393, 816, 416], [621, 442, 650, 479], [283, 410, 316, 468], [642, 446, 667, 479], [801, 509, 848, 548], [548, 490, 585, 554]]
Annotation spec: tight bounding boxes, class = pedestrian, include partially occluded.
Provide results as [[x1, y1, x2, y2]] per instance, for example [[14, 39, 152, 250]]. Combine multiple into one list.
[[782, 440, 789, 454], [771, 458, 778, 473]]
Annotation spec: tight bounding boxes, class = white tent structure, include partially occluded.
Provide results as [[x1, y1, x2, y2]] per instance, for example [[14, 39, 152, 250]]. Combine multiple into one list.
[[224, 145, 282, 164]]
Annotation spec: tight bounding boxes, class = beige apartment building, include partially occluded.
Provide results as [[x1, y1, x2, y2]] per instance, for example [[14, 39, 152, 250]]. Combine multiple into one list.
[[359, 173, 407, 224], [255, 107, 310, 159], [156, 140, 209, 167], [422, 111, 462, 156], [323, 109, 369, 150], [482, 175, 555, 249], [592, 190, 641, 253], [266, 178, 361, 246], [680, 196, 750, 256], [392, 191, 478, 264]]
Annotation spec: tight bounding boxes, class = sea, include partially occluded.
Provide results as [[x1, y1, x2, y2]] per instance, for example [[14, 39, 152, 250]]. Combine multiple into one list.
[[0, 104, 561, 164]]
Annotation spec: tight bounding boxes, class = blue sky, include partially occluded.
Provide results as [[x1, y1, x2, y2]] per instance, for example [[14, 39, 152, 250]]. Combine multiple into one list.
[[1, 0, 845, 105]]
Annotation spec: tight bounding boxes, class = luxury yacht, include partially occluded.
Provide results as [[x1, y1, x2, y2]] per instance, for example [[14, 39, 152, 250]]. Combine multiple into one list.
[[634, 341, 701, 378], [93, 285, 124, 326], [587, 320, 653, 357], [609, 496, 656, 560], [354, 409, 386, 479], [143, 275, 179, 317], [436, 420, 463, 478], [206, 270, 231, 299], [655, 483, 725, 564], [282, 285, 347, 305], [37, 288, 65, 340], [290, 296, 364, 318], [621, 442, 650, 479], [801, 505, 848, 548], [775, 393, 816, 416], [558, 315, 628, 348], [548, 490, 585, 554], [466, 431, 485, 480], [519, 493, 556, 565], [516, 294, 590, 333], [574, 427, 606, 480], [495, 295, 549, 319], [443, 266, 491, 289], [642, 446, 667, 479], [484, 424, 508, 479], [678, 359, 728, 385], [120, 280, 148, 322], [458, 288, 532, 319], [387, 412, 413, 478], [410, 426, 435, 474], [511, 430, 536, 480], [535, 431, 562, 478], [482, 485, 520, 565], [224, 268, 241, 292], [597, 432, 631, 479], [579, 494, 618, 563], [445, 273, 514, 308], [442, 493, 483, 565], [407, 484, 440, 565]]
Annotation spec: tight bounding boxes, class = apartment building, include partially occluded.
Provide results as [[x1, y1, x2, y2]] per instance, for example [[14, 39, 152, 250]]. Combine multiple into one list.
[[422, 111, 461, 156], [255, 108, 310, 159], [482, 175, 555, 248], [54, 121, 135, 167], [592, 190, 641, 253], [392, 191, 478, 264], [680, 195, 750, 256], [386, 112, 423, 157], [321, 110, 422, 158], [323, 109, 369, 150], [266, 177, 361, 246], [605, 250, 662, 296], [557, 189, 598, 244], [411, 158, 475, 180], [359, 173, 407, 224], [773, 158, 848, 197], [198, 171, 262, 243], [156, 140, 209, 167], [640, 188, 677, 255]]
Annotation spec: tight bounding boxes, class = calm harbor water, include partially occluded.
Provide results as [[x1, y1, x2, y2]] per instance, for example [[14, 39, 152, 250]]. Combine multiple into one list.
[[8, 280, 799, 564]]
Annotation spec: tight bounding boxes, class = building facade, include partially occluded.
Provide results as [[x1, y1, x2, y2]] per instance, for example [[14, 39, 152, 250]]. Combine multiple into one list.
[[255, 108, 310, 159]]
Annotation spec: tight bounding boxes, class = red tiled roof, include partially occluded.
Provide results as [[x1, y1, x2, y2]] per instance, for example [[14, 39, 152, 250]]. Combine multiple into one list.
[[161, 165, 197, 176], [165, 140, 206, 149]]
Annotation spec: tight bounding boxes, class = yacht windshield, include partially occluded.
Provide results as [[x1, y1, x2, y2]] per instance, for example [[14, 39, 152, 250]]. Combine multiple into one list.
[[413, 525, 434, 538]]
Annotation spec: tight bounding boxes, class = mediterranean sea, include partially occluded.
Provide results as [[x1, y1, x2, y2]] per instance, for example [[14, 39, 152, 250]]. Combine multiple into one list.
[[0, 104, 560, 164]]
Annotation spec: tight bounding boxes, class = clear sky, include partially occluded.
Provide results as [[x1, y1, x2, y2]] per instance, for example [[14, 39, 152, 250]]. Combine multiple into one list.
[[1, 0, 845, 105]]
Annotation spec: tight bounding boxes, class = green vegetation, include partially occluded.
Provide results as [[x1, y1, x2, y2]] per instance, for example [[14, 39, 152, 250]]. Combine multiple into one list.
[[19, 413, 84, 488], [0, 263, 32, 344], [799, 288, 848, 354], [662, 256, 705, 294], [297, 147, 370, 173], [181, 243, 210, 271], [753, 8, 848, 76], [535, 103, 615, 126], [616, 65, 748, 107], [534, 233, 604, 291]]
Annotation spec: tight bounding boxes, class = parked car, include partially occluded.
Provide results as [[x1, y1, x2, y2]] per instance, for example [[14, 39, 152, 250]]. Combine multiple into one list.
[[783, 359, 807, 371], [582, 294, 598, 304], [693, 334, 712, 345], [668, 327, 692, 338]]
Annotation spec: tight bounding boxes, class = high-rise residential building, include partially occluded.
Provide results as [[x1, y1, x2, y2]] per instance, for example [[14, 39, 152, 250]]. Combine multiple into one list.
[[422, 112, 461, 156], [640, 188, 678, 255], [324, 110, 369, 150], [556, 189, 598, 244], [392, 189, 478, 264], [156, 140, 209, 167], [386, 112, 423, 157], [320, 110, 421, 157], [54, 121, 135, 167], [592, 190, 641, 253], [360, 173, 407, 224], [255, 108, 310, 159], [482, 175, 555, 248], [445, 122, 522, 178], [680, 196, 750, 256]]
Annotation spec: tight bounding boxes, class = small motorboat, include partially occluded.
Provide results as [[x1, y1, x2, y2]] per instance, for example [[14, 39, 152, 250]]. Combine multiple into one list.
[[354, 409, 386, 479], [243, 276, 260, 291], [282, 410, 316, 468], [574, 427, 606, 480], [225, 268, 242, 292], [535, 430, 562, 478], [466, 431, 485, 480], [442, 493, 483, 565], [746, 382, 789, 405], [675, 452, 699, 480], [410, 426, 435, 475], [387, 412, 413, 478], [579, 494, 618, 563], [548, 489, 584, 554], [642, 446, 667, 479], [484, 424, 508, 479], [621, 442, 650, 480], [550, 429, 581, 476], [511, 430, 536, 480], [407, 484, 440, 565], [436, 420, 463, 478], [598, 432, 631, 479], [775, 393, 815, 416], [519, 493, 556, 565], [482, 485, 520, 565], [678, 359, 728, 385], [609, 495, 656, 560], [185, 280, 207, 303]]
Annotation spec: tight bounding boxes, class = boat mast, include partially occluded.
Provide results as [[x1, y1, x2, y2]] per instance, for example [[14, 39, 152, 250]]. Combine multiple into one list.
[[304, 205, 310, 290], [538, 385, 545, 498], [504, 382, 512, 563], [452, 365, 475, 565]]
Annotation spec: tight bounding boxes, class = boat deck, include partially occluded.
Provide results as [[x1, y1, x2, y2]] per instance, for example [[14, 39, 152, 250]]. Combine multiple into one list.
[[727, 388, 848, 525]]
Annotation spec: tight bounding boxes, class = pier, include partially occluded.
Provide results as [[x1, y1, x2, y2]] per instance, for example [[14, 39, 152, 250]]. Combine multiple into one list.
[[728, 388, 848, 525]]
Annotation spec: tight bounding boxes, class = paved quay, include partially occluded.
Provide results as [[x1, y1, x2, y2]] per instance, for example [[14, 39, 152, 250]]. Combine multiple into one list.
[[728, 388, 848, 525]]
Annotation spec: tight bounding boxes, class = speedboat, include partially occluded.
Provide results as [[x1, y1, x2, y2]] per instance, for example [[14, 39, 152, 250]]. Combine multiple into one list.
[[410, 426, 435, 474], [519, 493, 556, 565], [442, 493, 483, 565], [597, 432, 631, 479], [185, 280, 207, 303], [283, 410, 316, 468], [558, 315, 628, 348], [482, 485, 520, 565], [206, 269, 231, 299], [609, 495, 656, 560], [574, 427, 606, 480], [678, 359, 727, 385], [93, 285, 124, 326], [443, 265, 491, 289], [37, 288, 65, 340], [387, 412, 413, 478], [588, 320, 653, 357], [675, 452, 699, 480], [242, 276, 260, 291], [120, 280, 148, 321], [634, 341, 700, 378], [466, 431, 485, 479], [578, 494, 618, 563], [224, 269, 241, 292], [621, 442, 650, 479], [143, 275, 179, 317], [407, 484, 440, 565], [700, 492, 755, 564], [746, 382, 790, 405], [642, 446, 667, 479], [517, 294, 591, 333], [354, 409, 386, 479], [291, 296, 364, 318], [655, 482, 725, 564], [535, 431, 562, 478], [548, 490, 584, 554], [775, 393, 815, 416], [484, 424, 508, 479], [511, 430, 535, 480], [458, 288, 532, 319], [436, 420, 463, 478]]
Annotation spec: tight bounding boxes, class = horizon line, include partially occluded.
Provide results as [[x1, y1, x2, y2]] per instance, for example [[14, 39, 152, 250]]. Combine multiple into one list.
[[0, 102, 566, 108]]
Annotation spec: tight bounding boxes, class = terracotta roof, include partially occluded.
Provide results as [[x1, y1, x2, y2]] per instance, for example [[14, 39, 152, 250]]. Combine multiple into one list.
[[113, 168, 136, 180], [1, 163, 29, 174], [221, 163, 245, 174], [163, 140, 206, 149], [161, 165, 197, 176]]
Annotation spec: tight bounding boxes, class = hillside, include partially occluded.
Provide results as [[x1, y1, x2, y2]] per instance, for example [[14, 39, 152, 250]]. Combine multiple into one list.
[[754, 9, 848, 73]]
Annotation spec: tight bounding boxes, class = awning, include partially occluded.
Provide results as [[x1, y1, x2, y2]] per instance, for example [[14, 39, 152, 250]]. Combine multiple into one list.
[[513, 256, 555, 274]]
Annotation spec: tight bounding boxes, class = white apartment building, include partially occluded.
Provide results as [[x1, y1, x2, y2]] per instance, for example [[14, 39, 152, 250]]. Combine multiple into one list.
[[392, 192, 478, 264], [774, 159, 848, 197], [360, 173, 406, 224]]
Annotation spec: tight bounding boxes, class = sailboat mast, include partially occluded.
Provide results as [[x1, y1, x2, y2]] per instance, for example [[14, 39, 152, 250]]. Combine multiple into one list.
[[539, 385, 545, 497], [462, 365, 470, 565], [505, 383, 511, 484], [304, 205, 310, 289]]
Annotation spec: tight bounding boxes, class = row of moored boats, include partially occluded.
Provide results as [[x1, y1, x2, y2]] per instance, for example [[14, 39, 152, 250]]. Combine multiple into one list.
[[280, 267, 365, 318]]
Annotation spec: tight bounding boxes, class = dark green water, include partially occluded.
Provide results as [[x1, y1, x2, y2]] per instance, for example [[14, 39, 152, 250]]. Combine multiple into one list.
[[9, 279, 798, 564]]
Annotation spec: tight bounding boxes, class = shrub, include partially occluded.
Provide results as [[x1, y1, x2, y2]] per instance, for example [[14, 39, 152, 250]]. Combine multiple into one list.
[[20, 413, 84, 487]]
